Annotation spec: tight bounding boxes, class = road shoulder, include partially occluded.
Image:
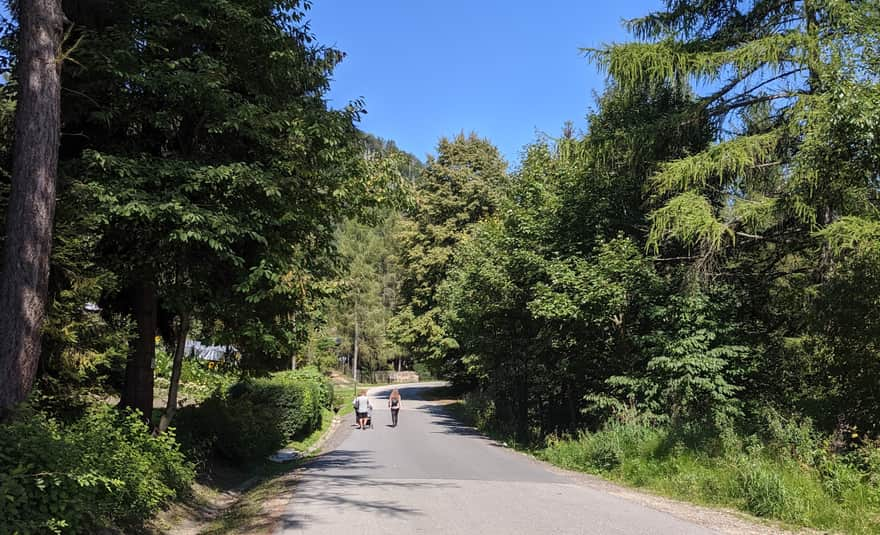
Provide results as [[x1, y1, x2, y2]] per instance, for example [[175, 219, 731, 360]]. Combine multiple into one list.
[[419, 395, 813, 535]]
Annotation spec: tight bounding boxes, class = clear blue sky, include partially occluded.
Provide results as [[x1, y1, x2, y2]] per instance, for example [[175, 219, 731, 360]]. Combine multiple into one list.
[[307, 0, 662, 165]]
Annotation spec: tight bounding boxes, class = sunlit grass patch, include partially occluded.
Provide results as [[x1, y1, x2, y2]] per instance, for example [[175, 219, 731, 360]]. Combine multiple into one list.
[[539, 420, 880, 534]]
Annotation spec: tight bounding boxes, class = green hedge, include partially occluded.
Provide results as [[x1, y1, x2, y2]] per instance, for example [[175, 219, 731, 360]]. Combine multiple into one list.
[[0, 406, 194, 534], [175, 367, 333, 465]]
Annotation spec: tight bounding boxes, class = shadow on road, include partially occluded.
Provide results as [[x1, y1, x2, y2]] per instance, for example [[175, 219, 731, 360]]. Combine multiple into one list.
[[422, 404, 484, 437], [276, 382, 498, 531], [277, 447, 458, 530], [365, 383, 485, 439]]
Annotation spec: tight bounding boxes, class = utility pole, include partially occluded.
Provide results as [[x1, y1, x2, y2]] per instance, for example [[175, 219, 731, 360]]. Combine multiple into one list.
[[352, 316, 359, 383]]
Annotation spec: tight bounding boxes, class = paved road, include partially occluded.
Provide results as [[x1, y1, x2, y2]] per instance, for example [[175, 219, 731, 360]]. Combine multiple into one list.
[[276, 383, 717, 535]]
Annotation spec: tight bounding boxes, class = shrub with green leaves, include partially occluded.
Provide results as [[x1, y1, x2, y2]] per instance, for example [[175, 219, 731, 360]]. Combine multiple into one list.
[[232, 373, 322, 441], [175, 369, 332, 465], [0, 406, 194, 534], [274, 367, 335, 410]]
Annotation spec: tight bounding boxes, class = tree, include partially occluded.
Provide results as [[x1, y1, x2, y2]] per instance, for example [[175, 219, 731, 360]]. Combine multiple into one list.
[[428, 80, 712, 439], [53, 0, 381, 420], [321, 213, 406, 381], [391, 133, 508, 380], [589, 0, 880, 429], [0, 0, 65, 412]]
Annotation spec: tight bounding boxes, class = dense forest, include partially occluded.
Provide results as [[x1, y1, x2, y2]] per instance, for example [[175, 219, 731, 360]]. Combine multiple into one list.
[[0, 0, 879, 533], [396, 0, 880, 437]]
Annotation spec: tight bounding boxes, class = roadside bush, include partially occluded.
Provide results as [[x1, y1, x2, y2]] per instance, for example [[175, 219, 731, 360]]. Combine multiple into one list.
[[460, 390, 496, 432], [175, 369, 331, 465], [276, 367, 334, 408], [757, 408, 822, 465], [175, 396, 285, 466], [0, 406, 194, 534], [233, 374, 321, 441]]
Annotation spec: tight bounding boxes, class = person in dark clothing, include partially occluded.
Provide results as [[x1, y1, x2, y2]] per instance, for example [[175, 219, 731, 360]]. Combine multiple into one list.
[[388, 388, 402, 427]]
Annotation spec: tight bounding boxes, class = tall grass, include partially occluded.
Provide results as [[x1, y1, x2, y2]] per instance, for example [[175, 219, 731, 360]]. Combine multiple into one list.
[[539, 413, 880, 534]]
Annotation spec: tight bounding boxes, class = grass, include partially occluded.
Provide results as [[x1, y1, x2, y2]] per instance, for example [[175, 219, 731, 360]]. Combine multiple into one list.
[[444, 394, 880, 535], [288, 408, 335, 452], [539, 422, 880, 534]]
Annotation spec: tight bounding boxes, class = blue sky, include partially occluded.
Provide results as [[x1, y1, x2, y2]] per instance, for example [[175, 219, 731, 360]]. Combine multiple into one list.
[[307, 0, 662, 165]]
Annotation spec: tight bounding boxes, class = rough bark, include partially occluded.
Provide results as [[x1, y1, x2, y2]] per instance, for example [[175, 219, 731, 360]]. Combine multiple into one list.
[[157, 313, 190, 434], [0, 0, 65, 413], [120, 281, 157, 421]]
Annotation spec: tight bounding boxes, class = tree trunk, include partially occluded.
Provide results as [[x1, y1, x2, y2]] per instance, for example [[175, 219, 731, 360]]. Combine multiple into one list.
[[121, 281, 157, 422], [157, 312, 189, 433], [0, 0, 65, 414]]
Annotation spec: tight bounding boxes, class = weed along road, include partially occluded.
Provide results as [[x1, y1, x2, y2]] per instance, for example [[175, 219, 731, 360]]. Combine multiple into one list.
[[273, 383, 751, 535]]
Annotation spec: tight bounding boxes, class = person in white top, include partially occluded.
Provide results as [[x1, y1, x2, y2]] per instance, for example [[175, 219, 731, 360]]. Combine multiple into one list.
[[353, 390, 372, 430]]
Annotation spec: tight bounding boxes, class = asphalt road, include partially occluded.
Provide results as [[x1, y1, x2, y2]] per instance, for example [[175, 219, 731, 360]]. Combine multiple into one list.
[[275, 383, 718, 535]]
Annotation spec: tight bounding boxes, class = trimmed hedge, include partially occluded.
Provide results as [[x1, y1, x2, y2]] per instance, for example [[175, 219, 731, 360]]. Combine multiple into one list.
[[0, 406, 194, 534], [175, 367, 333, 465]]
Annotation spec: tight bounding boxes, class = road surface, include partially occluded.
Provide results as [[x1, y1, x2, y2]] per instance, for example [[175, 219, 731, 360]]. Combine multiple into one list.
[[275, 383, 719, 535]]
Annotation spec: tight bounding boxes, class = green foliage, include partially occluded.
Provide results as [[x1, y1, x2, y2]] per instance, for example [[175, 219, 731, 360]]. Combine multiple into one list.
[[0, 406, 194, 534], [583, 0, 880, 432], [177, 396, 285, 466], [319, 213, 408, 377], [423, 82, 710, 440], [277, 367, 335, 410], [234, 371, 325, 440], [175, 369, 331, 465], [637, 290, 749, 428], [391, 133, 508, 379], [154, 348, 237, 403], [540, 415, 880, 533], [43, 0, 405, 383], [647, 191, 733, 254]]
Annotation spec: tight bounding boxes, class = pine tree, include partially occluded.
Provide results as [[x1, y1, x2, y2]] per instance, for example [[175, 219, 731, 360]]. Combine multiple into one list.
[[588, 0, 880, 262]]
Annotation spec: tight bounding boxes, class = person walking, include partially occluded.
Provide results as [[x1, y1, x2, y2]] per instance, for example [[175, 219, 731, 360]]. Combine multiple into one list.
[[353, 390, 372, 430], [388, 388, 402, 427]]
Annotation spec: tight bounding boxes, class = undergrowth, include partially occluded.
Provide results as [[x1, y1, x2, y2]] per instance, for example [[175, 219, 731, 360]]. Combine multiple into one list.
[[538, 411, 880, 534]]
